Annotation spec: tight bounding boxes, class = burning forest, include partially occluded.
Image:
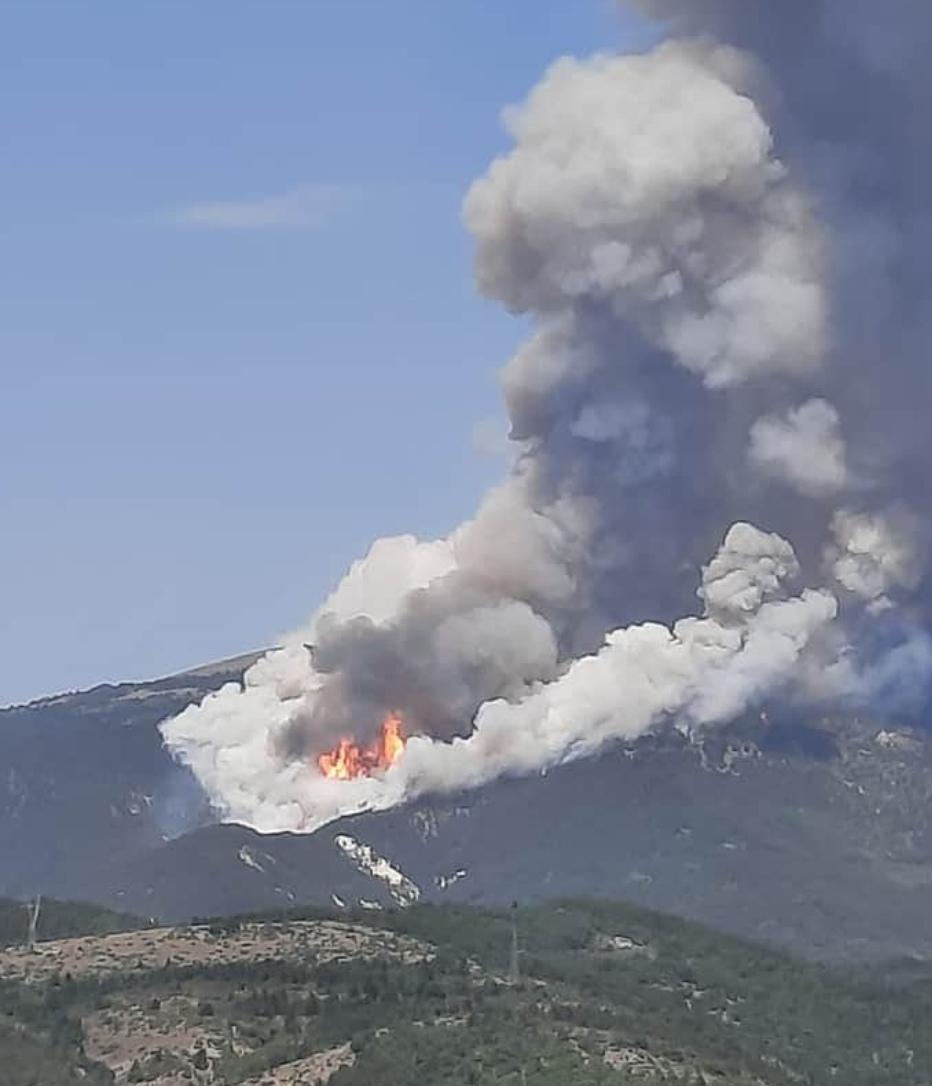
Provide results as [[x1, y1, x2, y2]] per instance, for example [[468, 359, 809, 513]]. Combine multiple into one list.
[[317, 714, 406, 782], [161, 2, 932, 834]]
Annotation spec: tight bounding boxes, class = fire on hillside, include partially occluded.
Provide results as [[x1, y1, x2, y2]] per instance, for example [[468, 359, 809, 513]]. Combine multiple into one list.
[[317, 713, 406, 781]]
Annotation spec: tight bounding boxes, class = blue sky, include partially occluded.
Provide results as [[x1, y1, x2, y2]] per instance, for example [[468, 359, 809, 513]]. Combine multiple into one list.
[[1, 1, 653, 705]]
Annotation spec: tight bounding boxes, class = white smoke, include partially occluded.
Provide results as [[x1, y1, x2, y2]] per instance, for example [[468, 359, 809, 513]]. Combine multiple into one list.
[[827, 509, 923, 605], [301, 535, 458, 635], [699, 522, 799, 619], [397, 525, 835, 794], [748, 399, 848, 498], [163, 525, 836, 832], [465, 44, 827, 389], [160, 7, 931, 835], [161, 535, 454, 831]]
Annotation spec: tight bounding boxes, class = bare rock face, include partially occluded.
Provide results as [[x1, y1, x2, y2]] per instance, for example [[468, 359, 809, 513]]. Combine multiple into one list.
[[6, 659, 932, 962]]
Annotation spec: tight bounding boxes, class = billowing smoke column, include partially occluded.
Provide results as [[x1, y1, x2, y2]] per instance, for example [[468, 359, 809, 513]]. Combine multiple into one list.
[[161, 2, 932, 833]]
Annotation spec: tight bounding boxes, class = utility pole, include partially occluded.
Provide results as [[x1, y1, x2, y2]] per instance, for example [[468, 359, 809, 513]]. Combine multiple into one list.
[[25, 895, 41, 951], [509, 900, 520, 985]]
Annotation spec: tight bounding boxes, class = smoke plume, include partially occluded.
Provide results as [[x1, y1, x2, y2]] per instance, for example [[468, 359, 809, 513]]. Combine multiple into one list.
[[161, 2, 932, 833]]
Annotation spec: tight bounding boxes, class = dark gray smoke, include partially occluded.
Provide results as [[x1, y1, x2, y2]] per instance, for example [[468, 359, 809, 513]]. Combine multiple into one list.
[[632, 0, 932, 528], [161, 3, 932, 833]]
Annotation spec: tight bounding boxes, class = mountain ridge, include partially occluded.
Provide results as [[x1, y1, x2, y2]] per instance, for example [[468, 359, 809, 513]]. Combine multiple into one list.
[[5, 655, 932, 962]]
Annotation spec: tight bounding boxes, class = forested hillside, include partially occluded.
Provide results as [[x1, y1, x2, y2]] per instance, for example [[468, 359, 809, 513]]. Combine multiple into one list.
[[1, 899, 930, 1084]]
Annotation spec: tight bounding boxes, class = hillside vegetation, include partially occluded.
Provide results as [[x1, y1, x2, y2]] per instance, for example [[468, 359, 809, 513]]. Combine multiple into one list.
[[0, 898, 930, 1084]]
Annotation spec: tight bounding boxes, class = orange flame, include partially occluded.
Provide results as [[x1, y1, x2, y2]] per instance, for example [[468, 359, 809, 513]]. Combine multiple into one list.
[[317, 712, 406, 781]]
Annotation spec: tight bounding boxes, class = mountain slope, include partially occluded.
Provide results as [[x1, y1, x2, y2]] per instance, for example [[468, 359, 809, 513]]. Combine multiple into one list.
[[6, 661, 932, 961], [78, 719, 932, 961], [0, 653, 260, 901]]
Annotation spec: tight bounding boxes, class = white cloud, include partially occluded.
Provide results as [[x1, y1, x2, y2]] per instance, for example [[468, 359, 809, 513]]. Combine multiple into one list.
[[167, 183, 350, 230]]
